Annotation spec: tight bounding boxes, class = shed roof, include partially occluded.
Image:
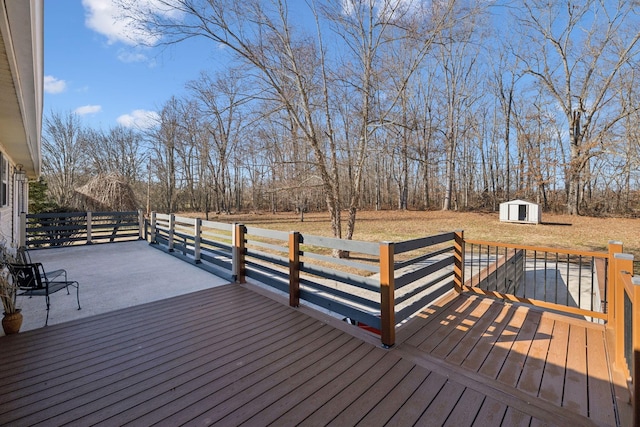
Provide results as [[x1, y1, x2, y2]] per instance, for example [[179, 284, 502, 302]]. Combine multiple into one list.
[[500, 199, 539, 206]]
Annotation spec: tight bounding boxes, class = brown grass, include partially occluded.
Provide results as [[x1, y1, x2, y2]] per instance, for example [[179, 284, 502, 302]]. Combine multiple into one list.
[[188, 210, 640, 257]]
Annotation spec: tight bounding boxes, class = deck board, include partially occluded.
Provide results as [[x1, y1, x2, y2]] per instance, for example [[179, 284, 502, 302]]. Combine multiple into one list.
[[516, 316, 554, 396], [356, 366, 433, 426], [586, 327, 618, 425], [415, 379, 467, 425], [326, 358, 416, 426], [296, 351, 401, 425], [538, 319, 570, 405], [0, 285, 625, 426], [476, 305, 529, 379], [563, 324, 589, 416], [442, 388, 486, 426]]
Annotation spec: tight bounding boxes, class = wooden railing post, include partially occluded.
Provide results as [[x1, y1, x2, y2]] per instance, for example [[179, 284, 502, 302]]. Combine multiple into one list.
[[19, 212, 26, 248], [150, 212, 157, 244], [614, 253, 634, 371], [380, 242, 395, 348], [168, 214, 175, 252], [632, 275, 640, 427], [289, 231, 300, 307], [607, 241, 624, 326], [86, 211, 92, 245], [194, 218, 202, 264], [454, 230, 464, 293], [232, 223, 246, 283], [138, 210, 144, 240]]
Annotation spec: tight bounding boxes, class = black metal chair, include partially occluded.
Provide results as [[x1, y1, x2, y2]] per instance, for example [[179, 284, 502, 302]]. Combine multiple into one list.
[[16, 246, 67, 281], [10, 263, 80, 326]]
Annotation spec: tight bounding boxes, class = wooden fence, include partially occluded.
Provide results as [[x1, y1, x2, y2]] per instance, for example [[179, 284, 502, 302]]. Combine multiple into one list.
[[148, 213, 462, 348], [23, 211, 144, 248]]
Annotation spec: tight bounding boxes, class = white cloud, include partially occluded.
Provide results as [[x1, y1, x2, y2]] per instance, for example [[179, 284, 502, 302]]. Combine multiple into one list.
[[117, 50, 149, 63], [82, 0, 181, 47], [117, 109, 160, 129], [74, 105, 103, 115], [44, 75, 67, 94]]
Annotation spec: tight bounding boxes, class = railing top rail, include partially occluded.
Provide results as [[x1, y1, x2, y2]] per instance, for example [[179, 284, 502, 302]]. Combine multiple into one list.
[[301, 234, 379, 256], [27, 212, 88, 219], [465, 239, 608, 259], [27, 211, 138, 219], [201, 220, 233, 231], [620, 270, 638, 297], [394, 232, 455, 255], [173, 215, 196, 226]]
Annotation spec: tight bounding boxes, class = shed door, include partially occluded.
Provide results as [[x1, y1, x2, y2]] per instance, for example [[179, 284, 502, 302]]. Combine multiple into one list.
[[508, 204, 519, 221], [518, 205, 527, 221]]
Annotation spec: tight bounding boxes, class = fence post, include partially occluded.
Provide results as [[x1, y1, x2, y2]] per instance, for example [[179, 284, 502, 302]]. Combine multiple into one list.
[[138, 210, 144, 240], [232, 223, 246, 284], [632, 275, 640, 427], [613, 253, 634, 371], [380, 242, 395, 348], [194, 218, 202, 264], [454, 230, 464, 293], [289, 231, 300, 307], [150, 212, 157, 244], [19, 212, 26, 248], [168, 214, 175, 252], [86, 212, 92, 245], [607, 241, 623, 327]]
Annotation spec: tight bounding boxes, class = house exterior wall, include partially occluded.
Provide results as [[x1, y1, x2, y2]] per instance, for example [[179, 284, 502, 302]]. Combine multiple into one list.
[[0, 0, 43, 248]]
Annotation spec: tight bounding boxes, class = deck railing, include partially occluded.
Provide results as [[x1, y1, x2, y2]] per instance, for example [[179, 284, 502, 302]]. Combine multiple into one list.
[[463, 239, 610, 321], [151, 213, 234, 279], [23, 211, 144, 248], [147, 213, 462, 347], [609, 251, 640, 425]]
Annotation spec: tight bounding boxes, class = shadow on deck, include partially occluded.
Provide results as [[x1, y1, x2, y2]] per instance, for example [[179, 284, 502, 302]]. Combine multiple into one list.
[[0, 265, 629, 425]]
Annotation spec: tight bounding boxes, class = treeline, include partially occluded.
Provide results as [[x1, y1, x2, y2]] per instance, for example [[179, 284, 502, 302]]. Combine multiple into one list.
[[41, 1, 640, 237]]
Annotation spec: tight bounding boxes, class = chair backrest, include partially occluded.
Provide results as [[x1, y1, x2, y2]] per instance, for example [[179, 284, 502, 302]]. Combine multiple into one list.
[[10, 263, 44, 290], [16, 246, 32, 265]]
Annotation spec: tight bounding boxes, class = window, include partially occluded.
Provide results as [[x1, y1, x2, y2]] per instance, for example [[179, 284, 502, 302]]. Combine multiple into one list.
[[0, 153, 8, 207]]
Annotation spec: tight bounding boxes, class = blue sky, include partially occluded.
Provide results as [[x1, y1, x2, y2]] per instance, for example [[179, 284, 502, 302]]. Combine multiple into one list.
[[44, 0, 228, 130]]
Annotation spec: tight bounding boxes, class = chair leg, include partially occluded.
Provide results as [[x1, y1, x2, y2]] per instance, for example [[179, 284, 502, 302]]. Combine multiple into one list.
[[44, 294, 50, 326], [76, 283, 81, 310]]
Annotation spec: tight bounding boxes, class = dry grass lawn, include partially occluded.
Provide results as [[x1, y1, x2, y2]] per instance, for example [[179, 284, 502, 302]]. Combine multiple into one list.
[[194, 210, 640, 257]]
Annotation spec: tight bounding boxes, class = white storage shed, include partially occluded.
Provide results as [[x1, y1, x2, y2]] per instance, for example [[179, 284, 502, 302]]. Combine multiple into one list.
[[499, 199, 541, 224]]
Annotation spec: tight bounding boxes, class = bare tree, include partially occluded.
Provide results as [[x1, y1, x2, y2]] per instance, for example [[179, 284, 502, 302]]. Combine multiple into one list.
[[83, 125, 144, 183], [41, 111, 88, 208], [147, 97, 181, 213], [188, 69, 251, 214], [120, 0, 456, 248], [512, 0, 640, 215], [436, 7, 485, 211]]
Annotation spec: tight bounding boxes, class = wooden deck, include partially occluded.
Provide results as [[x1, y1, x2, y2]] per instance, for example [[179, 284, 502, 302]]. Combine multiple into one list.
[[0, 283, 627, 426]]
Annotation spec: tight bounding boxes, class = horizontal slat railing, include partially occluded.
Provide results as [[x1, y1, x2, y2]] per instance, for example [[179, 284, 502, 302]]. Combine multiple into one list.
[[24, 211, 142, 248], [464, 239, 609, 321], [241, 225, 384, 339], [149, 213, 234, 281], [391, 232, 460, 327], [145, 213, 464, 347]]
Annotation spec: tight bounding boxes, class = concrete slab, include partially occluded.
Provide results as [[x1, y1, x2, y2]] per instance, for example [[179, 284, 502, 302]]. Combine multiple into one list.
[[5, 240, 230, 334]]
